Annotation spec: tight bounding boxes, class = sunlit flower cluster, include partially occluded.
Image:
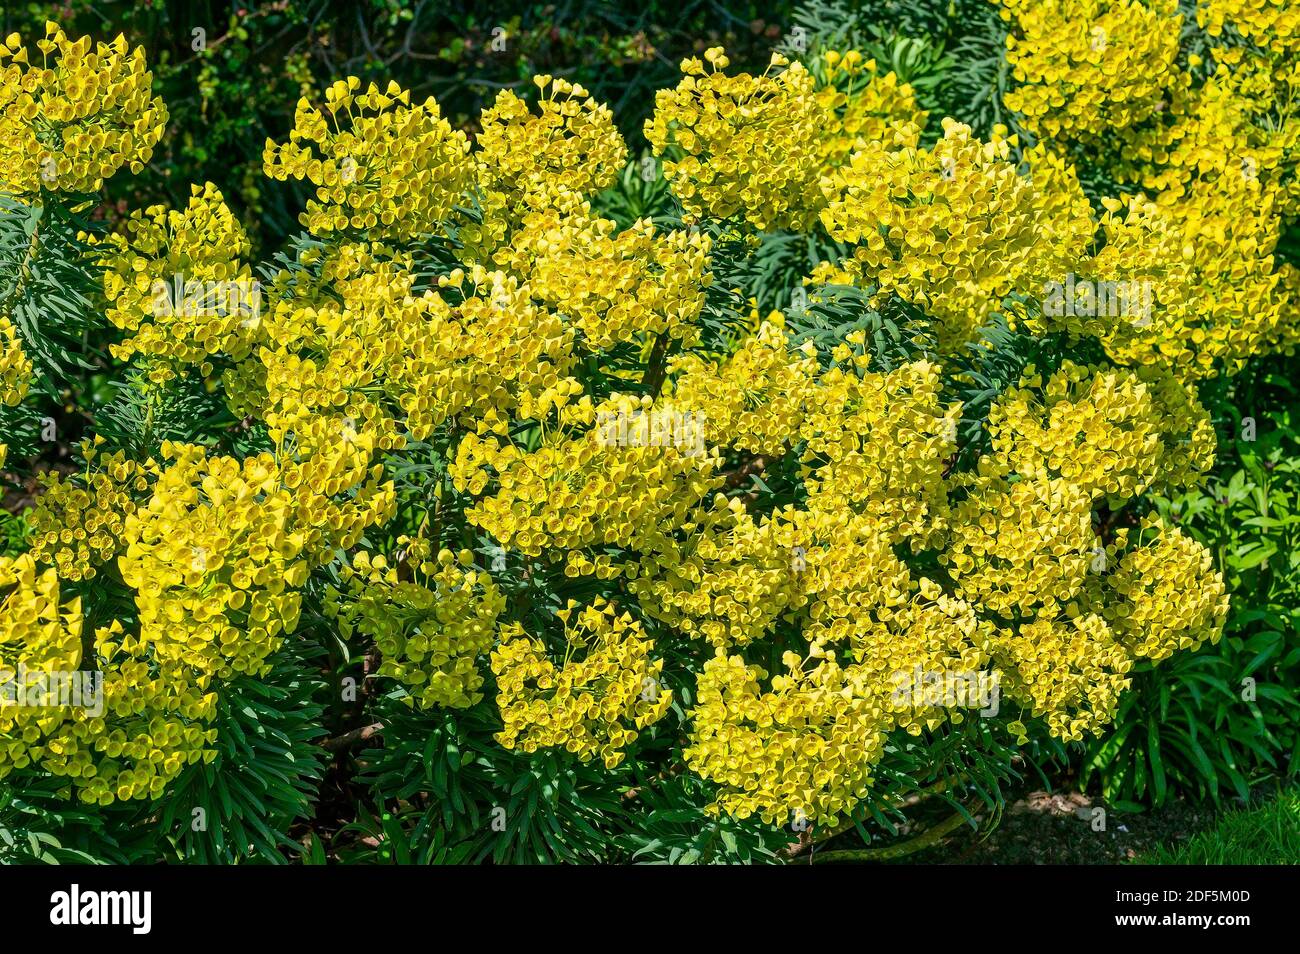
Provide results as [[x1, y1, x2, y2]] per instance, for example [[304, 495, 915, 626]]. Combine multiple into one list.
[[99, 182, 260, 382], [0, 315, 31, 406], [1, 21, 1272, 830], [0, 555, 217, 804], [327, 541, 506, 710], [491, 599, 671, 768], [998, 0, 1185, 142], [0, 23, 167, 194], [817, 120, 1072, 350], [263, 78, 474, 241], [987, 361, 1214, 501], [27, 441, 154, 581], [646, 48, 828, 231], [1199, 0, 1300, 56]]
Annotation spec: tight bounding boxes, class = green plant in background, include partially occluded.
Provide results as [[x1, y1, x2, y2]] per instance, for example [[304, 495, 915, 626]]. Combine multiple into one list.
[[1135, 787, 1300, 864]]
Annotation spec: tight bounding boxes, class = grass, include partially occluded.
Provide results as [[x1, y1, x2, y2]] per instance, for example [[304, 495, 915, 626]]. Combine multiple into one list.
[[1135, 788, 1300, 864]]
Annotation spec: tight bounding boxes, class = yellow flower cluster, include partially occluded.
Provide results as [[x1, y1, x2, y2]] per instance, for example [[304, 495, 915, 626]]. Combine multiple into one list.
[[27, 441, 154, 581], [412, 266, 580, 436], [475, 76, 627, 215], [685, 652, 889, 825], [630, 495, 805, 650], [988, 361, 1215, 501], [646, 47, 928, 234], [942, 473, 1096, 619], [0, 555, 217, 804], [118, 440, 393, 680], [493, 201, 712, 350], [998, 0, 1185, 142], [1101, 515, 1229, 662], [491, 599, 671, 768], [0, 315, 32, 406], [985, 614, 1132, 742], [668, 314, 820, 457], [327, 542, 505, 710], [1199, 0, 1300, 55], [1116, 52, 1300, 217], [1082, 176, 1293, 378], [818, 121, 1074, 350], [116, 444, 306, 679], [801, 353, 959, 543], [245, 247, 579, 452], [815, 50, 926, 169], [646, 49, 827, 231], [0, 23, 167, 194], [263, 78, 474, 241], [99, 182, 260, 381], [451, 392, 722, 558]]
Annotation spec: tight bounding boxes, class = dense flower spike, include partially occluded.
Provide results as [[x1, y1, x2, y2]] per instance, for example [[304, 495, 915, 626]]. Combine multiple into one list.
[[0, 556, 216, 804], [0, 23, 167, 194], [492, 599, 671, 768], [942, 473, 1097, 619], [1084, 176, 1295, 378], [987, 361, 1213, 500], [1115, 51, 1300, 218], [818, 121, 1069, 350], [263, 78, 474, 241], [668, 314, 820, 457], [1101, 515, 1229, 662], [27, 440, 154, 581], [999, 0, 1185, 142], [647, 49, 828, 231], [985, 613, 1132, 743], [99, 183, 260, 381], [327, 541, 506, 710], [495, 202, 712, 350], [685, 652, 890, 826], [476, 77, 627, 206], [451, 392, 722, 558]]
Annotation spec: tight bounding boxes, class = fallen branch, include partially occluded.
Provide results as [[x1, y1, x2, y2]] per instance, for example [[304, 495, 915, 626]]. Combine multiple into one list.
[[323, 722, 385, 753]]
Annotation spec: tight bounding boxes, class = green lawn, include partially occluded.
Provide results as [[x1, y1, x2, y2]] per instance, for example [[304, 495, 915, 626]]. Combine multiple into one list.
[[1136, 789, 1300, 864]]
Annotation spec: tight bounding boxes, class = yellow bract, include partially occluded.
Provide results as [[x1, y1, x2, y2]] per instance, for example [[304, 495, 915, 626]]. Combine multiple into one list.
[[327, 541, 506, 710], [99, 182, 259, 382], [0, 315, 32, 406], [264, 78, 473, 241], [999, 0, 1185, 142]]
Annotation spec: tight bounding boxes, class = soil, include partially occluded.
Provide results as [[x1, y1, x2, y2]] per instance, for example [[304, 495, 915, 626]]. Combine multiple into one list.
[[903, 788, 1224, 865]]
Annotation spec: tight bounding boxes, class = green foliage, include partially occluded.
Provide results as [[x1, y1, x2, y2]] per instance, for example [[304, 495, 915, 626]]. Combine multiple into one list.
[[153, 646, 328, 864], [347, 701, 630, 863], [0, 193, 102, 390], [1135, 787, 1300, 864]]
